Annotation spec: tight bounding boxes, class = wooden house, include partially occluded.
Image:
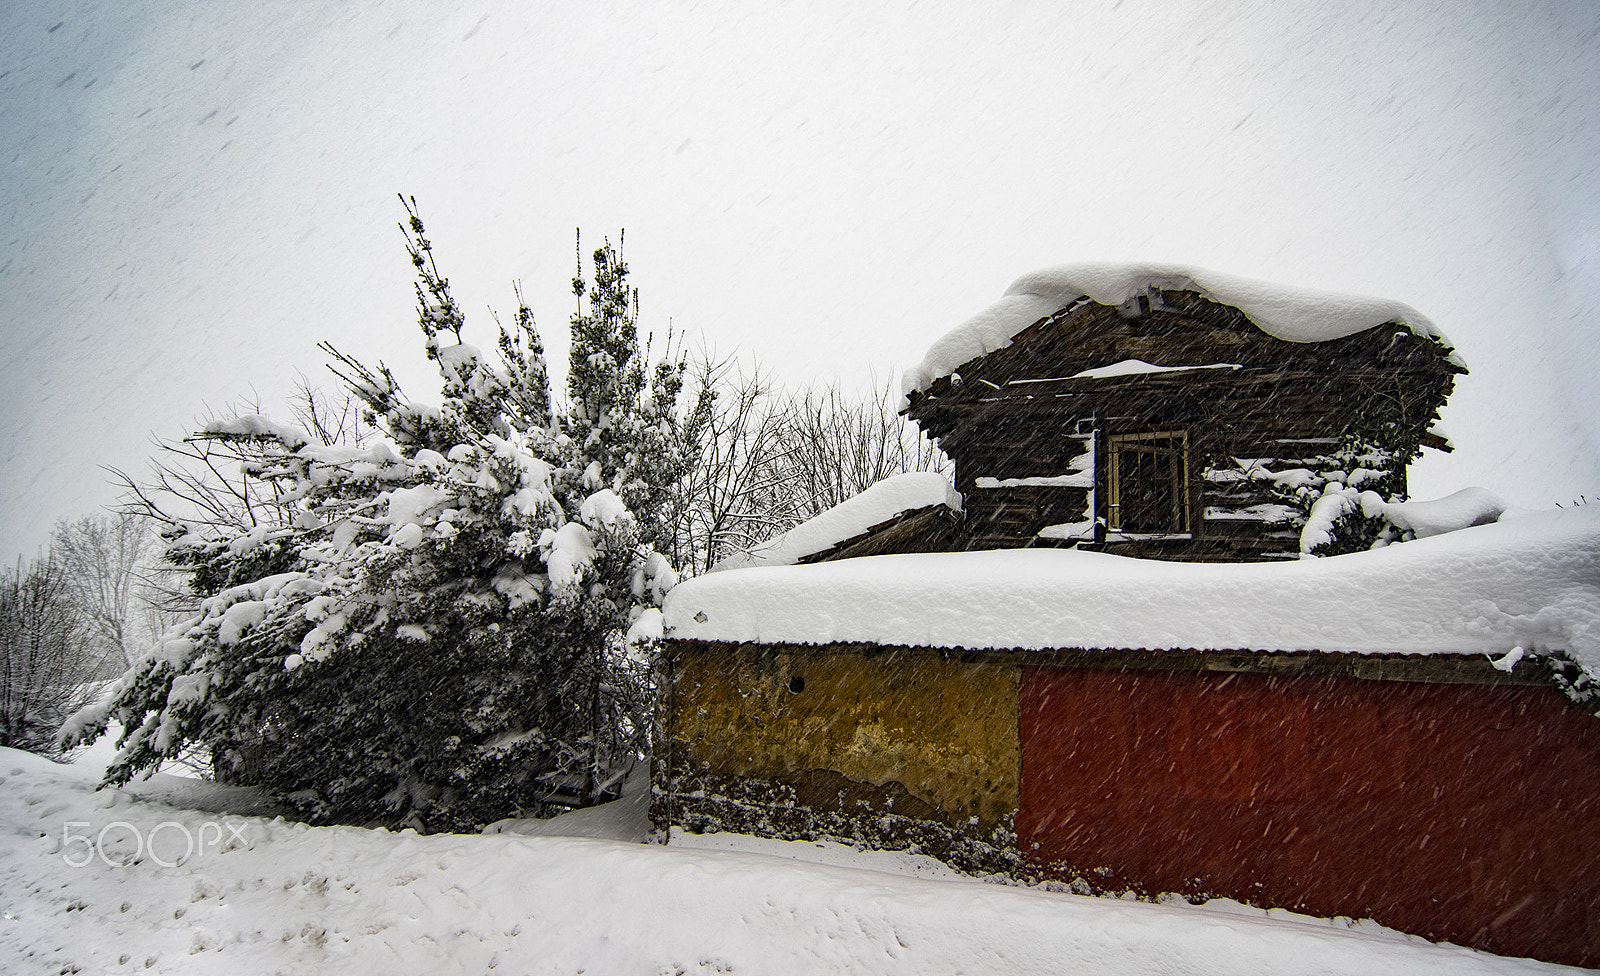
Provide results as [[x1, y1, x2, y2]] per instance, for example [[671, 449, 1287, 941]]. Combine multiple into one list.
[[651, 268, 1600, 967], [900, 265, 1463, 559]]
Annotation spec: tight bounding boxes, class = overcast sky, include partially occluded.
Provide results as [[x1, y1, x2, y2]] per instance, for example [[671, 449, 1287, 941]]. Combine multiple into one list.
[[3, 0, 1597, 564]]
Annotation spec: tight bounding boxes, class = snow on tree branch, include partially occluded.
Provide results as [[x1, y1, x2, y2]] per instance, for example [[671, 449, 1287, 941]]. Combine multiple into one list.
[[64, 206, 702, 830]]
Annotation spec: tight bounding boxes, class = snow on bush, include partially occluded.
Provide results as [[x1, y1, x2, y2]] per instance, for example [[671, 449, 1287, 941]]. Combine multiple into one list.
[[61, 206, 704, 830], [1360, 486, 1507, 539]]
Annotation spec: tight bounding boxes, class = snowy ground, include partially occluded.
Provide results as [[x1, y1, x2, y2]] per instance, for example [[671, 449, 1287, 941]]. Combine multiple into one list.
[[0, 743, 1587, 975]]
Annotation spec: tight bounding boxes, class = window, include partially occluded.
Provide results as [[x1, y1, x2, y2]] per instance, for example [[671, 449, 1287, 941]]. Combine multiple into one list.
[[1106, 431, 1190, 534]]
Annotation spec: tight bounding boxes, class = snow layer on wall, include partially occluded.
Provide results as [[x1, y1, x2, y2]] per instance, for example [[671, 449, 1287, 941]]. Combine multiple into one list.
[[903, 263, 1459, 397], [1070, 359, 1241, 380], [710, 472, 961, 573], [666, 507, 1600, 674]]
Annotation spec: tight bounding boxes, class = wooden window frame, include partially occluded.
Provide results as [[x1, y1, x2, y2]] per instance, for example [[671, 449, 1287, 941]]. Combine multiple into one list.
[[1105, 430, 1191, 536]]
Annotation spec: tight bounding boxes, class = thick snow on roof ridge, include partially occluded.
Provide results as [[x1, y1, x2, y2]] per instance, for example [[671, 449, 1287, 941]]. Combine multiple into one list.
[[710, 471, 960, 573], [666, 507, 1600, 676], [903, 262, 1459, 397]]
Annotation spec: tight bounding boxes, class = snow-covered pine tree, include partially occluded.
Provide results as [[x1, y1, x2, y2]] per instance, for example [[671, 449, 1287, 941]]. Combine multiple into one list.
[[62, 203, 697, 831]]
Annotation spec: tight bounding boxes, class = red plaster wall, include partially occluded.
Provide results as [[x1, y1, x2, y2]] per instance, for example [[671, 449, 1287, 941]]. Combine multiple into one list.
[[1018, 665, 1600, 967]]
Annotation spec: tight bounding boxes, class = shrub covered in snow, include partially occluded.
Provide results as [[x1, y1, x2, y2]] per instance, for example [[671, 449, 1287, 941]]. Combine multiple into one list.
[[61, 204, 703, 831]]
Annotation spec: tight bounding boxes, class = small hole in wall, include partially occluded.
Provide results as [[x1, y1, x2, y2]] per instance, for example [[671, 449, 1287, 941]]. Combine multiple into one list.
[[786, 675, 805, 695]]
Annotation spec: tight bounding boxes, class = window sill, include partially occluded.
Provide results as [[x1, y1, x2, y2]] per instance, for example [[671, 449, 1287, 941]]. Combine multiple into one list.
[[1103, 532, 1193, 542]]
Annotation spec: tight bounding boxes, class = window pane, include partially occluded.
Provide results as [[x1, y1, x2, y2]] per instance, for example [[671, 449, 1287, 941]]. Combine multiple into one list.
[[1108, 432, 1186, 533], [1119, 447, 1176, 531]]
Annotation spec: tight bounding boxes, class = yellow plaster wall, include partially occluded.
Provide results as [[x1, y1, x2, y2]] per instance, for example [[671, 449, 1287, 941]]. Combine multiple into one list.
[[666, 643, 1020, 828]]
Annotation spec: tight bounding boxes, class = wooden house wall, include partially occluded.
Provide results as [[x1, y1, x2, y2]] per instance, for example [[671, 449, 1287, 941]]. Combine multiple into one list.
[[965, 483, 1093, 551], [905, 291, 1457, 560], [1019, 665, 1600, 968]]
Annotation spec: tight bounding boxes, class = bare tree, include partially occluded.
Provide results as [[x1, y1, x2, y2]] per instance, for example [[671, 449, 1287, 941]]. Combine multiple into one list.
[[50, 512, 164, 669], [665, 354, 795, 575], [772, 376, 950, 520], [106, 383, 369, 607], [112, 383, 365, 535], [287, 373, 367, 449], [667, 356, 952, 575], [112, 415, 289, 539], [0, 554, 113, 754]]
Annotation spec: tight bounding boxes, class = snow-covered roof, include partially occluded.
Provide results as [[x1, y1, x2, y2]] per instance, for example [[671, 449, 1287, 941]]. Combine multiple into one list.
[[711, 472, 960, 573], [664, 507, 1600, 675], [903, 263, 1459, 397]]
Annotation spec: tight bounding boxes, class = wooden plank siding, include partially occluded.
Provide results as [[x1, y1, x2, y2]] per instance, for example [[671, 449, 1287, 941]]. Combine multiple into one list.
[[964, 484, 1092, 551], [903, 288, 1459, 561]]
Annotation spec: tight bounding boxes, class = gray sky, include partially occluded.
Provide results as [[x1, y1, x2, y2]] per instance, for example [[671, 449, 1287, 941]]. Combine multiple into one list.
[[3, 0, 1598, 564]]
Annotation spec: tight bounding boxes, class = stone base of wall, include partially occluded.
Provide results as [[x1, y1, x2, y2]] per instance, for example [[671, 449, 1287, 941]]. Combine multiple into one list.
[[652, 768, 1017, 877]]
